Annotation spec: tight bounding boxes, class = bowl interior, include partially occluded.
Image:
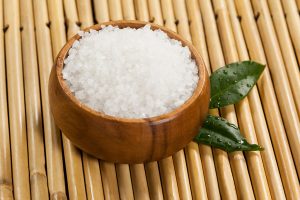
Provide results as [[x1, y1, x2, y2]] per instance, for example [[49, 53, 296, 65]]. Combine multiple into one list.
[[56, 20, 208, 123]]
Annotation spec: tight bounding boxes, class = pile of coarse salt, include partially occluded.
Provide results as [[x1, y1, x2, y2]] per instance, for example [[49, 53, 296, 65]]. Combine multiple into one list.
[[63, 25, 199, 118]]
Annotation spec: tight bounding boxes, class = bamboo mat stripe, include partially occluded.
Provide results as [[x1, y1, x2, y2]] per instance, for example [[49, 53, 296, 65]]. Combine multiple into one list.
[[0, 0, 299, 199]]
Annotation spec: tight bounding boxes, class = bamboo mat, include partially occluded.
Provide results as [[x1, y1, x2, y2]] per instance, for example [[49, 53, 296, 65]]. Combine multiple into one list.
[[0, 0, 299, 199]]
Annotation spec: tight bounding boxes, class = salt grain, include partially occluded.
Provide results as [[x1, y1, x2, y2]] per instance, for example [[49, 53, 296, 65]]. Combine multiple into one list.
[[63, 25, 199, 118]]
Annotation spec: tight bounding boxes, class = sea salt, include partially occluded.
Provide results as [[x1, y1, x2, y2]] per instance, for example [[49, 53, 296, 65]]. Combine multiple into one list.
[[63, 25, 199, 118]]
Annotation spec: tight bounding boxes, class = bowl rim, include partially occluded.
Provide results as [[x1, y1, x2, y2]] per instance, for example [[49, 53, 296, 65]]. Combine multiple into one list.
[[55, 20, 208, 124]]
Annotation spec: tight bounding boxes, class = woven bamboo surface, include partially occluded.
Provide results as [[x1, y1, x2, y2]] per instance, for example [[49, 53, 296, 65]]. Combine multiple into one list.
[[0, 0, 300, 199]]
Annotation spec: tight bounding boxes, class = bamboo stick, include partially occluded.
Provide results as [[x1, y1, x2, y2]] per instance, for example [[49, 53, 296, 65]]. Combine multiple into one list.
[[172, 0, 191, 41], [0, 0, 13, 198], [75, 4, 105, 200], [76, 0, 94, 28], [172, 1, 208, 199], [98, 161, 119, 200], [147, 0, 163, 24], [199, 1, 256, 199], [121, 0, 136, 20], [99, 162, 120, 199], [267, 0, 300, 115], [250, 0, 300, 176], [134, 0, 149, 21], [62, 137, 86, 200], [186, 1, 223, 199], [144, 162, 164, 200], [47, 0, 66, 57], [82, 155, 104, 200], [161, 0, 176, 30], [49, 0, 87, 199], [159, 157, 180, 200], [172, 151, 193, 200], [185, 0, 210, 68], [64, 0, 81, 38], [213, 1, 272, 199], [226, 1, 286, 199], [20, 0, 49, 199], [108, 0, 123, 20], [280, 0, 300, 65], [32, 0, 67, 199], [214, 149, 238, 199], [93, 0, 110, 23], [126, 2, 164, 199], [130, 164, 150, 199], [3, 0, 31, 199], [115, 164, 134, 200], [234, 0, 300, 199]]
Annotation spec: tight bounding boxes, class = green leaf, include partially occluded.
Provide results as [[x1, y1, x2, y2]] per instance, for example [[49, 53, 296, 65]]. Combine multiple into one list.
[[194, 115, 263, 152], [209, 61, 265, 108]]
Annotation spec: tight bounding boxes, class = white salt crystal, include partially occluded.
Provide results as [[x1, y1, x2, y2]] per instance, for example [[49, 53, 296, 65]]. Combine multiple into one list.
[[63, 25, 199, 118]]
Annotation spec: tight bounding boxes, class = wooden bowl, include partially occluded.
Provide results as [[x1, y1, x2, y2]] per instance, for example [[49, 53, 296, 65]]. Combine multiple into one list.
[[49, 20, 210, 163]]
